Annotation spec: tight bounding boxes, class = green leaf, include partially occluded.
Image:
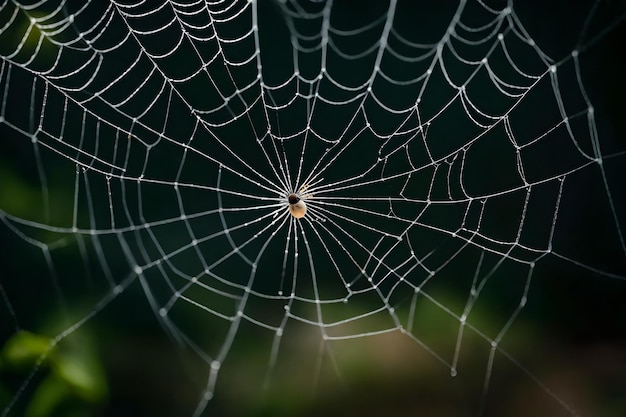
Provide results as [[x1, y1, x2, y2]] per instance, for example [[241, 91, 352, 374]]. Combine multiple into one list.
[[52, 347, 108, 403], [24, 374, 71, 417], [0, 331, 54, 371]]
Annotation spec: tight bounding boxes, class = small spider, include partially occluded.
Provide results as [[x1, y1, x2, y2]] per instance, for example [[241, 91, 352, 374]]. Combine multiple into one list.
[[287, 184, 313, 219]]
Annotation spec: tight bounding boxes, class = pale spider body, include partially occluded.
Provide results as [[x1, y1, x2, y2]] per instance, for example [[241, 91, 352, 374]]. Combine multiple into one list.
[[288, 185, 312, 219]]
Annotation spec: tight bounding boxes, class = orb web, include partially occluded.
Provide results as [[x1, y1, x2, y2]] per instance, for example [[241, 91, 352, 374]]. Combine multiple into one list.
[[1, 1, 625, 416]]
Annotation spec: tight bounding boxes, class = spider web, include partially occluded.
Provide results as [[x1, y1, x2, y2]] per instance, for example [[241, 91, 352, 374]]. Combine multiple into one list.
[[1, 0, 625, 416]]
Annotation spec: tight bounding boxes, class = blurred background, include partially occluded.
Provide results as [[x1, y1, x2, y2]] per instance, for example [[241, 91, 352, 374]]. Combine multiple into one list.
[[1, 1, 625, 416]]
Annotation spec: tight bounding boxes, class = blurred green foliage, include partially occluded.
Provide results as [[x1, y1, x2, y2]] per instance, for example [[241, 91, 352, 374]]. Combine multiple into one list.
[[0, 329, 107, 417]]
